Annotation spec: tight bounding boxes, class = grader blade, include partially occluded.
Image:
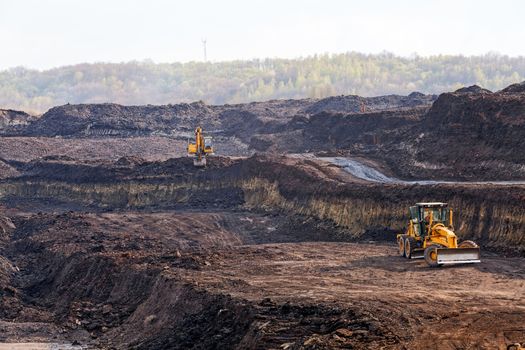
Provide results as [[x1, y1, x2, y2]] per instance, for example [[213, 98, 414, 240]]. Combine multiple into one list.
[[436, 247, 481, 265]]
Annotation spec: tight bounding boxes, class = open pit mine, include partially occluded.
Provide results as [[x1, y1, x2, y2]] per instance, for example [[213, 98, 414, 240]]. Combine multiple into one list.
[[0, 83, 524, 349]]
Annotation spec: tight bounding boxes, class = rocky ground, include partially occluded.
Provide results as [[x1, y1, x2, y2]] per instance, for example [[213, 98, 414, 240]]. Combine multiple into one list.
[[0, 83, 524, 349]]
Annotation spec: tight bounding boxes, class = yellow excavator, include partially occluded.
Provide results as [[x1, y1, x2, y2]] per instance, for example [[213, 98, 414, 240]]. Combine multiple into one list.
[[397, 202, 481, 267], [187, 126, 213, 167]]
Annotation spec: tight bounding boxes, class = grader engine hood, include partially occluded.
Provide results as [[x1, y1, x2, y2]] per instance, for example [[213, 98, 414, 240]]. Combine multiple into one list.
[[432, 225, 455, 238]]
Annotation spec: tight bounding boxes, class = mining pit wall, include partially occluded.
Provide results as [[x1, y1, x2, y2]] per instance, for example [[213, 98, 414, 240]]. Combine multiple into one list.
[[0, 156, 523, 254]]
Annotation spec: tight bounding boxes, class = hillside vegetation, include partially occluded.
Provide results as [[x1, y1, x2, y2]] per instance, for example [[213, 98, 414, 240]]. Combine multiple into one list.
[[1, 52, 524, 113]]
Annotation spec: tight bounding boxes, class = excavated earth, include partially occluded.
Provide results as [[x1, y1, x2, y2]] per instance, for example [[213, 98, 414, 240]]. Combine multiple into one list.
[[0, 84, 524, 349]]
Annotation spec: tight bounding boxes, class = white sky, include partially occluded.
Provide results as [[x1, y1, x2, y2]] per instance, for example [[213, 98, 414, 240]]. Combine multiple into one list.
[[1, 0, 524, 70]]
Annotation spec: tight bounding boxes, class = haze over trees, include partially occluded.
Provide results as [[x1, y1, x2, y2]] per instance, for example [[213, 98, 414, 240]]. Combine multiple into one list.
[[1, 52, 524, 113]]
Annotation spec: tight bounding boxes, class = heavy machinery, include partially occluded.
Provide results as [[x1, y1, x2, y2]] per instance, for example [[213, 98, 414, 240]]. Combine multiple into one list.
[[187, 126, 213, 167], [397, 202, 481, 267]]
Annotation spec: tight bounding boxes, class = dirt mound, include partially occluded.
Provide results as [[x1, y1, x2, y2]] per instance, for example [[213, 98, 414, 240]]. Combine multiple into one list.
[[8, 90, 436, 140], [500, 80, 525, 93], [0, 109, 35, 132], [304, 95, 365, 114], [425, 87, 525, 127], [297, 107, 425, 152], [454, 85, 492, 94], [115, 156, 146, 166], [303, 93, 435, 115], [408, 85, 525, 180], [25, 102, 214, 137]]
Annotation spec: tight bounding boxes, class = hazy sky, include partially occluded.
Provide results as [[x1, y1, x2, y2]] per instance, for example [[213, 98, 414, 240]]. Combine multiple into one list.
[[1, 0, 524, 70]]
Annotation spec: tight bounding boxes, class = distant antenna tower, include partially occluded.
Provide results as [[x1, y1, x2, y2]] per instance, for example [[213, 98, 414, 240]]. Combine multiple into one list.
[[202, 38, 207, 62]]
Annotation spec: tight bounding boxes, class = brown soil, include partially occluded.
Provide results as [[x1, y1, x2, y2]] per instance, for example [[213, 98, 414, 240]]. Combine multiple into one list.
[[0, 154, 522, 349], [0, 209, 523, 349]]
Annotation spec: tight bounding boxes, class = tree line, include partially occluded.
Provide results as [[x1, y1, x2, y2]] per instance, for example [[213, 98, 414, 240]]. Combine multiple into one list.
[[1, 52, 524, 113]]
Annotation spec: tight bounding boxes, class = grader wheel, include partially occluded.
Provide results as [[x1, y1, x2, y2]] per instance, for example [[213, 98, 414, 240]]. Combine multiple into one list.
[[398, 236, 406, 257], [424, 246, 440, 267], [404, 237, 416, 259]]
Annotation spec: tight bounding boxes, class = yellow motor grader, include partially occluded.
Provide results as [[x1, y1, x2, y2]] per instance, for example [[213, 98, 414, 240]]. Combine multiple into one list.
[[397, 202, 481, 267]]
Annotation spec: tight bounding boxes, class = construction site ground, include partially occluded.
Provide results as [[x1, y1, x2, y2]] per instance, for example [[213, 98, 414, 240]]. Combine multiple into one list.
[[0, 206, 523, 349]]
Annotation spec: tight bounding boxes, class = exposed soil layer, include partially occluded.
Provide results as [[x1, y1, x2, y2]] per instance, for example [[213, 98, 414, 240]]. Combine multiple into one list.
[[1, 155, 523, 253]]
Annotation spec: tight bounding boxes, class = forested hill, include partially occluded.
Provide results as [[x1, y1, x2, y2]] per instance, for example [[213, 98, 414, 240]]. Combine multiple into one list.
[[1, 52, 524, 113]]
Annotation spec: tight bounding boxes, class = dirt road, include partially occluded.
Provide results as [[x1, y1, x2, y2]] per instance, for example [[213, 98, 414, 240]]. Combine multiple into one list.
[[294, 154, 525, 186], [177, 240, 525, 349]]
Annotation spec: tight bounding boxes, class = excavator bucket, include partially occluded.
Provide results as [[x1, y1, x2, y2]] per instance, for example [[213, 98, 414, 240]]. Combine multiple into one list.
[[193, 158, 207, 167], [436, 247, 481, 265]]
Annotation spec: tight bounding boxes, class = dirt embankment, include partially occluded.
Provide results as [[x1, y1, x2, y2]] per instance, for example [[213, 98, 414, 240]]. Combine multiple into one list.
[[238, 156, 525, 254], [16, 93, 434, 138], [24, 102, 215, 137], [0, 155, 524, 254], [271, 83, 525, 180], [282, 106, 426, 154]]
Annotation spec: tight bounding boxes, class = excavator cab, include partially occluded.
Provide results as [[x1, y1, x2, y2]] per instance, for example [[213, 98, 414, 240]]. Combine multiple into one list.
[[204, 136, 213, 153]]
